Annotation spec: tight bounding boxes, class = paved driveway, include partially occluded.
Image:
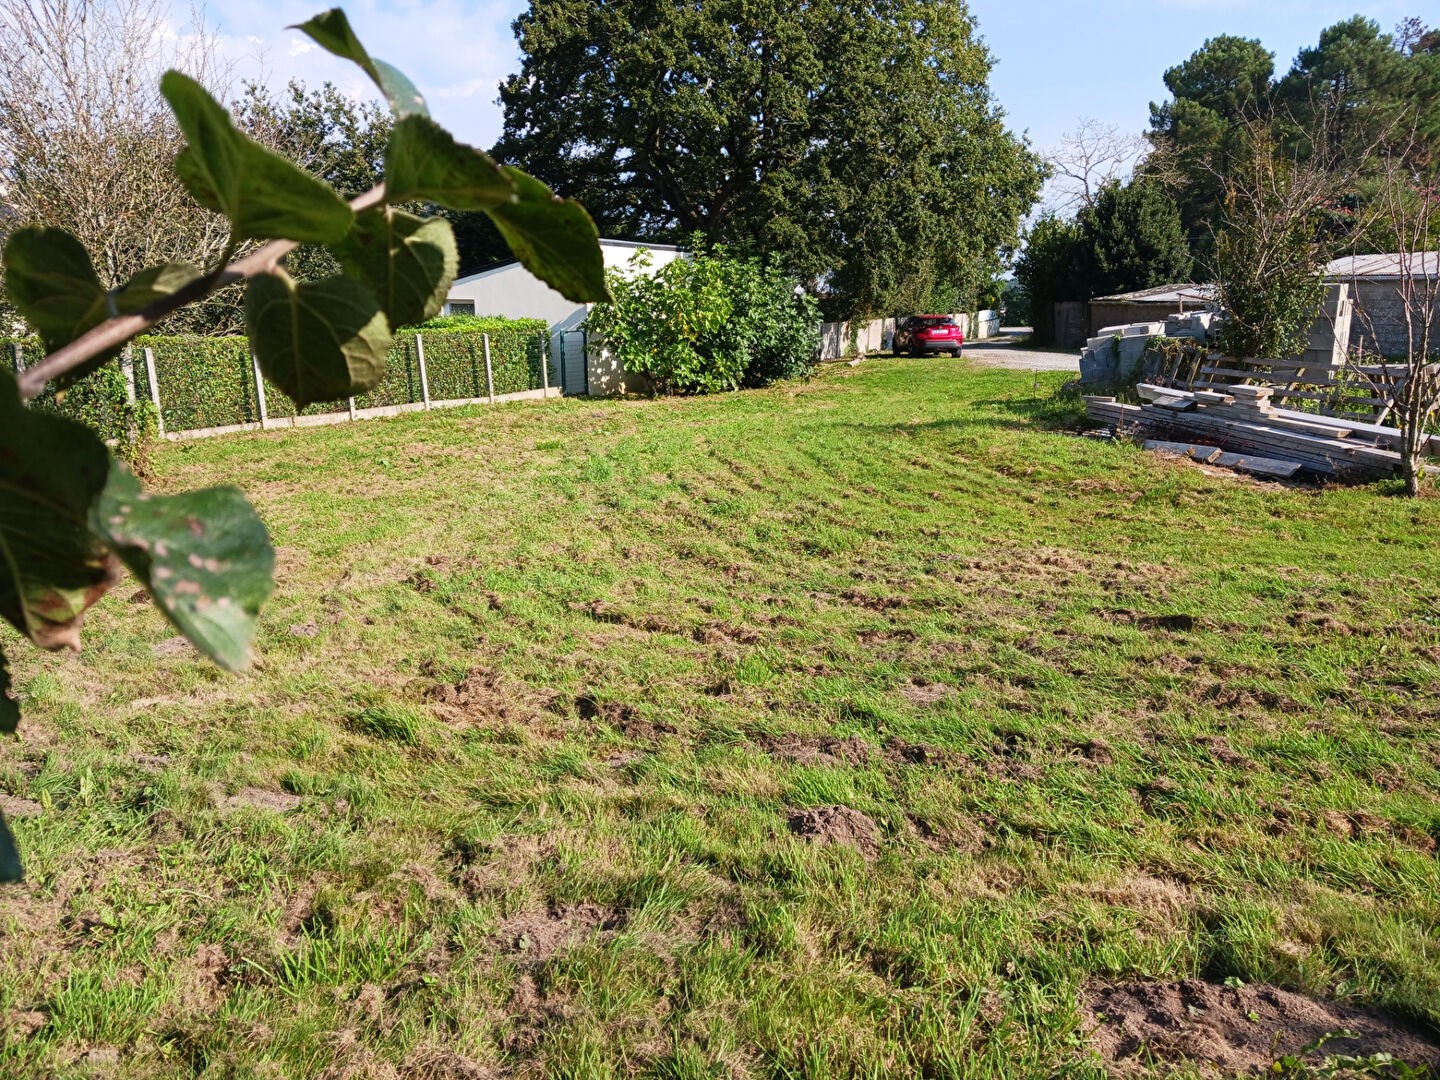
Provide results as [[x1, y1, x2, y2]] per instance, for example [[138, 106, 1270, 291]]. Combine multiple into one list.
[[959, 328, 1079, 372]]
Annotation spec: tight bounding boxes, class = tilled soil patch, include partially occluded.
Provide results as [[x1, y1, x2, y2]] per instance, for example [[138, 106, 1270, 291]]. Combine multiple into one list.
[[1086, 978, 1440, 1075]]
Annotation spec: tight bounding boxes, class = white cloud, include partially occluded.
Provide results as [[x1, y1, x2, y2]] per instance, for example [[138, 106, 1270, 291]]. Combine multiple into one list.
[[186, 0, 529, 147]]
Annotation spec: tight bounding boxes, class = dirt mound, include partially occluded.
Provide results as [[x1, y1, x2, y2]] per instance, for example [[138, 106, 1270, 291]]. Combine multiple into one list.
[[787, 805, 881, 859], [1086, 979, 1440, 1075], [757, 733, 873, 767]]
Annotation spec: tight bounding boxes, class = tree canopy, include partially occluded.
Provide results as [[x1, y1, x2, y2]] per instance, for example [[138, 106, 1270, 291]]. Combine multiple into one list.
[[1144, 17, 1440, 266], [493, 0, 1043, 318]]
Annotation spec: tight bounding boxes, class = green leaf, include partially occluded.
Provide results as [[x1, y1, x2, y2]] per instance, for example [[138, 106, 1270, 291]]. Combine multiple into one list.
[[0, 371, 121, 651], [0, 647, 17, 735], [291, 9, 428, 118], [384, 115, 513, 209], [334, 209, 458, 329], [90, 465, 274, 672], [0, 811, 20, 884], [161, 71, 353, 244], [485, 168, 612, 303], [113, 263, 202, 315], [245, 271, 391, 408], [3, 227, 114, 383]]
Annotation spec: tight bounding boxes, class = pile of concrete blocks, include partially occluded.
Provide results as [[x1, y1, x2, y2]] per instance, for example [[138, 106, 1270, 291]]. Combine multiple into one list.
[[1164, 310, 1220, 342], [1079, 322, 1165, 383]]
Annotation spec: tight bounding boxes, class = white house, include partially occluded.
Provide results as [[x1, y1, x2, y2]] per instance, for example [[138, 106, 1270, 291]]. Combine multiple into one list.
[[442, 238, 686, 395]]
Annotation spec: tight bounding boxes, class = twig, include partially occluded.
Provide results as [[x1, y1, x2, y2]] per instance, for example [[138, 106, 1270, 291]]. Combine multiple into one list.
[[17, 183, 388, 401]]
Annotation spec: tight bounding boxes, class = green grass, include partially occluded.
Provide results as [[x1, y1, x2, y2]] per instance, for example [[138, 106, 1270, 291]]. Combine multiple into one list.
[[2, 357, 1439, 1078]]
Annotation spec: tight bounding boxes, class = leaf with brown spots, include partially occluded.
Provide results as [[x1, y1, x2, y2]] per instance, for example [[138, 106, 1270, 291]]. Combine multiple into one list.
[[89, 462, 273, 671], [0, 371, 119, 653]]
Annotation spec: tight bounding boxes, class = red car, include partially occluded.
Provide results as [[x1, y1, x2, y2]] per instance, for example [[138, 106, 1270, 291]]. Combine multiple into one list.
[[893, 315, 964, 357]]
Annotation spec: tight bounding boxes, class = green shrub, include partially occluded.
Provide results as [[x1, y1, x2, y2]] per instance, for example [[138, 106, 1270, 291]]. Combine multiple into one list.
[[4, 337, 156, 468], [587, 247, 819, 395]]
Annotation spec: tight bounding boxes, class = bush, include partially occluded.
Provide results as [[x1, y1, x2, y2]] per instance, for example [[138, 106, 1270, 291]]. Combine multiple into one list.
[[587, 248, 819, 394], [5, 337, 157, 468]]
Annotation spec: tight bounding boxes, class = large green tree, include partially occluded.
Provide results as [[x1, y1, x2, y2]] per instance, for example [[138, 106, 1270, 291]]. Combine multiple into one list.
[[493, 0, 1043, 318], [1077, 179, 1192, 299], [1145, 35, 1276, 259], [1146, 18, 1440, 269]]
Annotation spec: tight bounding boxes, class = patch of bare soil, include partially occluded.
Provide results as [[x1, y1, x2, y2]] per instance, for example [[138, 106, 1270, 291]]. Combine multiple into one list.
[[220, 788, 302, 813], [899, 678, 951, 706], [575, 695, 676, 739], [693, 622, 763, 645], [427, 666, 535, 726], [756, 733, 873, 767], [1086, 979, 1440, 1075], [787, 805, 882, 859], [400, 1046, 498, 1079], [495, 903, 618, 962], [170, 943, 230, 1014], [151, 636, 196, 658], [572, 599, 681, 636], [288, 621, 320, 638], [0, 794, 42, 818], [839, 588, 909, 612], [1195, 735, 1252, 769], [883, 738, 963, 768]]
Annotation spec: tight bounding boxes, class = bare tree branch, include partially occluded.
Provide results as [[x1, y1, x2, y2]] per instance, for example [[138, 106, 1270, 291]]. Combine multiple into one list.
[[1043, 117, 1146, 212]]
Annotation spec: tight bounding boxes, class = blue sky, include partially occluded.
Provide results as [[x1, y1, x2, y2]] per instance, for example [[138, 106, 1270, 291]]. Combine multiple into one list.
[[208, 0, 1419, 156]]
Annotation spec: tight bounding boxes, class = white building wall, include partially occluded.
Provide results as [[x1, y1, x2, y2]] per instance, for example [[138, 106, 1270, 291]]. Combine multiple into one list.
[[441, 240, 686, 394]]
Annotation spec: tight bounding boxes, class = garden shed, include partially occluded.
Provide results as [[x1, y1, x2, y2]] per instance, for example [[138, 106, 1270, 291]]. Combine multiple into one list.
[[442, 239, 686, 394]]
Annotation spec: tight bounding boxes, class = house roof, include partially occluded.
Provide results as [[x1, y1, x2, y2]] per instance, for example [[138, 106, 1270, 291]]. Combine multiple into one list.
[[1091, 283, 1219, 305], [451, 237, 684, 288], [1326, 252, 1440, 280]]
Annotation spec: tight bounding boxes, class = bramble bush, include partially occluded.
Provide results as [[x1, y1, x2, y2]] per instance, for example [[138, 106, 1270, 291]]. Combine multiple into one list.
[[587, 248, 819, 395]]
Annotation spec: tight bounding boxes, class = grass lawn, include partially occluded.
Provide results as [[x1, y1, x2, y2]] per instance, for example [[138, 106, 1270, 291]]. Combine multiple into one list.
[[3, 357, 1440, 1078]]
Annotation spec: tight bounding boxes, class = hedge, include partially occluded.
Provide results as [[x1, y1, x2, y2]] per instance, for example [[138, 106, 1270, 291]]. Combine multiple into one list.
[[142, 318, 548, 431], [2, 337, 155, 465], [7, 316, 550, 442]]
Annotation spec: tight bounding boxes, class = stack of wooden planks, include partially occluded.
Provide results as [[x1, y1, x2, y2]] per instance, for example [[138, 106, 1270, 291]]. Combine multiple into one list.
[[1083, 383, 1432, 481]]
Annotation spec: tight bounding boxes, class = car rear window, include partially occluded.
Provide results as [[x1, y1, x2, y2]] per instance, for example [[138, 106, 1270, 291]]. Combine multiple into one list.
[[919, 317, 955, 328]]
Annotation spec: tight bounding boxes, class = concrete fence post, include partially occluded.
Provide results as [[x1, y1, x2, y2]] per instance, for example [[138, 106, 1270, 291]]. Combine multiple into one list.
[[143, 347, 164, 437], [11, 341, 24, 374], [483, 332, 496, 403], [347, 396, 356, 421], [120, 346, 137, 404], [251, 354, 269, 429], [415, 333, 431, 410], [540, 331, 550, 394]]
